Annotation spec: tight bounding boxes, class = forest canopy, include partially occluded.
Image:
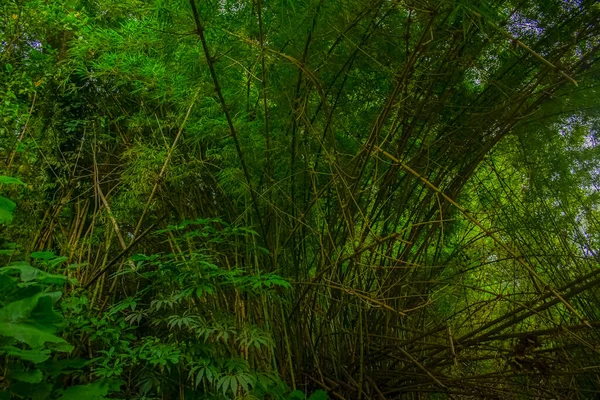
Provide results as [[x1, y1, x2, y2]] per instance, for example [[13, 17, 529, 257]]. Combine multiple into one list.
[[1, 0, 600, 398]]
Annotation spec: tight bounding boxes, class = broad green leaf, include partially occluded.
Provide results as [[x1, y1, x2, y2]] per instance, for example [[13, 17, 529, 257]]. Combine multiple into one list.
[[0, 176, 25, 186], [9, 381, 52, 400], [0, 292, 67, 348], [2, 346, 51, 363], [57, 380, 123, 400], [3, 262, 42, 282], [0, 274, 18, 298], [0, 292, 46, 321], [41, 358, 90, 378], [0, 323, 67, 349], [30, 383, 53, 400], [1, 263, 68, 285], [0, 196, 16, 225], [9, 368, 43, 383]]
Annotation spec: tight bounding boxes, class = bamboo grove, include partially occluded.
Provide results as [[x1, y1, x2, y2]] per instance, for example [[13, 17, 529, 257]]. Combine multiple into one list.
[[1, 0, 600, 399]]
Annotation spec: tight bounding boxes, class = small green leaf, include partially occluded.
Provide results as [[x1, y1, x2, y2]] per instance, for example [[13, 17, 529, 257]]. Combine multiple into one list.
[[195, 368, 205, 387], [205, 366, 214, 383], [49, 256, 68, 268], [308, 390, 329, 400], [227, 375, 236, 395], [218, 375, 230, 396], [288, 390, 307, 400], [47, 341, 74, 352], [30, 252, 56, 260]]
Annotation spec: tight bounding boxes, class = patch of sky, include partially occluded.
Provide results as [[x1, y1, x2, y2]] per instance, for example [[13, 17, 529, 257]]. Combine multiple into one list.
[[558, 115, 599, 151], [507, 11, 545, 38], [219, 0, 246, 15], [561, 0, 584, 13]]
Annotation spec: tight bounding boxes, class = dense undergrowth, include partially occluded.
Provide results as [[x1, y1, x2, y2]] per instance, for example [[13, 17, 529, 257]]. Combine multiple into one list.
[[1, 184, 328, 399]]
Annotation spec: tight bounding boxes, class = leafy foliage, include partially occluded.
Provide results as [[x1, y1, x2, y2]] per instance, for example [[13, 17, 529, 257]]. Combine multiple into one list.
[[1, 0, 600, 398]]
